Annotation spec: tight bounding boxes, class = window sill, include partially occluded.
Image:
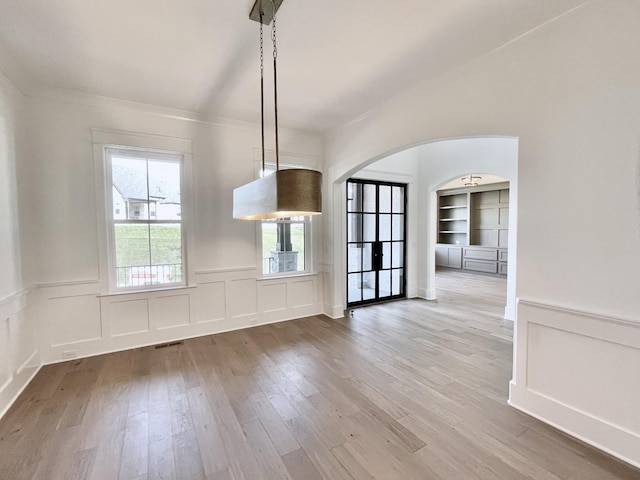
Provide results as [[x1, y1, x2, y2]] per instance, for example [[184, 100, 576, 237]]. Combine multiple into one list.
[[257, 272, 319, 281], [98, 284, 196, 298]]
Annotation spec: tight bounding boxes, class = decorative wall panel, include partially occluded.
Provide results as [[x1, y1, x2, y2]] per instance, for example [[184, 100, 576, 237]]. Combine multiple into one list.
[[49, 294, 101, 346], [194, 281, 226, 323], [259, 283, 287, 314], [152, 294, 191, 330], [107, 298, 150, 337], [510, 300, 640, 468]]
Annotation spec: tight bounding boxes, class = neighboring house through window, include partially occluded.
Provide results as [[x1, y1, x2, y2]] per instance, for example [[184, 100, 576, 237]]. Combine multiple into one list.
[[106, 147, 184, 290]]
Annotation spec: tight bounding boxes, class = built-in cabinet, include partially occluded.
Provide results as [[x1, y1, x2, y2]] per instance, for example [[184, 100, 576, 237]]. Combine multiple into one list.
[[436, 183, 509, 275]]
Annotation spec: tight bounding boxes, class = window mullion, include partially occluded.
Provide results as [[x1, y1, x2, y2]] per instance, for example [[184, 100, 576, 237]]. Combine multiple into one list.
[[146, 159, 153, 273]]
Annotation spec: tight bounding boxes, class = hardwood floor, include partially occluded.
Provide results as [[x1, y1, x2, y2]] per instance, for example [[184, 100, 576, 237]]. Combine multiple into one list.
[[1, 269, 638, 479]]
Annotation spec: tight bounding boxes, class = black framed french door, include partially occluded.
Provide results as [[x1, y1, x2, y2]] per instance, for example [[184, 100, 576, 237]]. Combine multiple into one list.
[[346, 179, 407, 307]]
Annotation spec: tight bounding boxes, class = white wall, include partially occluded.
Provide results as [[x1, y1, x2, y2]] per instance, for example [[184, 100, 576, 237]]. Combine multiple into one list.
[[0, 69, 40, 418], [19, 93, 325, 364], [324, 0, 640, 468]]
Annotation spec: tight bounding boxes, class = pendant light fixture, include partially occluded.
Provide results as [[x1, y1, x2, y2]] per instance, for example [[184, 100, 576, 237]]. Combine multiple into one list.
[[233, 0, 322, 220]]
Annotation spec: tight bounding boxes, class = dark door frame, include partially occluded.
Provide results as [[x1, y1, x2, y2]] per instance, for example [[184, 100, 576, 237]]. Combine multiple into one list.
[[346, 178, 407, 307]]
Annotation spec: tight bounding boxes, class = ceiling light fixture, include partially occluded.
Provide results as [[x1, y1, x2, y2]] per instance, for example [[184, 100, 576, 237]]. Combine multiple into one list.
[[233, 0, 322, 220], [461, 174, 482, 187]]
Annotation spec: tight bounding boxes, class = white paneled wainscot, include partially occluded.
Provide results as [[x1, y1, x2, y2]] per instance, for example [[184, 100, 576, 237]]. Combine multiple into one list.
[[0, 290, 40, 418], [37, 271, 322, 364], [509, 300, 640, 468]]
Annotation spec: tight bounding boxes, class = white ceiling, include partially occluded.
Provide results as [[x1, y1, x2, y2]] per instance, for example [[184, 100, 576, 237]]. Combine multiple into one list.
[[0, 0, 587, 132]]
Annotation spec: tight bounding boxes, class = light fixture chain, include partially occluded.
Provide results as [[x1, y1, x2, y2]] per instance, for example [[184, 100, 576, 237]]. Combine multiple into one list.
[[271, 1, 277, 61], [260, 14, 264, 77], [260, 11, 265, 175], [271, 0, 279, 171]]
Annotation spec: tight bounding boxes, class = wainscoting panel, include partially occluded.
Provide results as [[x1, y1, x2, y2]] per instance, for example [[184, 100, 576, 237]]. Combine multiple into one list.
[[258, 274, 321, 323], [194, 281, 226, 323], [35, 273, 323, 366], [259, 282, 287, 314], [510, 299, 640, 469], [289, 279, 315, 308], [228, 278, 258, 319], [528, 323, 640, 434], [48, 294, 102, 346], [152, 294, 191, 330], [0, 318, 10, 395], [10, 307, 38, 375], [107, 298, 150, 337], [0, 289, 40, 420]]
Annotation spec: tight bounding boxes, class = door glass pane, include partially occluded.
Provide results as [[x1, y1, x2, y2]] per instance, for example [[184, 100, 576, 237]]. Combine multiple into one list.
[[347, 213, 362, 243], [379, 185, 391, 213], [348, 273, 362, 303], [347, 182, 363, 213], [392, 186, 404, 213], [347, 182, 355, 212], [362, 272, 376, 300], [363, 184, 376, 212], [347, 244, 362, 273], [392, 242, 404, 268], [392, 214, 404, 240], [382, 242, 391, 269], [363, 214, 376, 242], [379, 214, 391, 241], [392, 269, 403, 295], [378, 270, 391, 298], [362, 243, 373, 271]]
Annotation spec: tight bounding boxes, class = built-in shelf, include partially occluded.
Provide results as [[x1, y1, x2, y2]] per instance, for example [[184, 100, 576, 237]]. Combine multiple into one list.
[[436, 183, 509, 275]]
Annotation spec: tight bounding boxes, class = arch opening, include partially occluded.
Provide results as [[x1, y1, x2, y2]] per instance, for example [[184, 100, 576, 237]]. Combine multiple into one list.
[[330, 135, 518, 320]]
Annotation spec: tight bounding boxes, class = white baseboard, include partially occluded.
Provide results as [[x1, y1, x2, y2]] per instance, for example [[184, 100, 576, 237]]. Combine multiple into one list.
[[325, 304, 345, 319], [0, 362, 42, 420], [509, 381, 640, 470]]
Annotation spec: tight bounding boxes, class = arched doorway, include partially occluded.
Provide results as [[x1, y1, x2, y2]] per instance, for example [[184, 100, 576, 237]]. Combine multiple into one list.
[[330, 136, 518, 320]]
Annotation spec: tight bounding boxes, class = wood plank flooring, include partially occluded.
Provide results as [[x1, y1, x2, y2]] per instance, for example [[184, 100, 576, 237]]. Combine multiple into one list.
[[1, 269, 638, 479]]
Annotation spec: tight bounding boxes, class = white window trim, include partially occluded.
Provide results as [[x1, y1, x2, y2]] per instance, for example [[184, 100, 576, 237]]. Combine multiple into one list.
[[92, 129, 194, 294]]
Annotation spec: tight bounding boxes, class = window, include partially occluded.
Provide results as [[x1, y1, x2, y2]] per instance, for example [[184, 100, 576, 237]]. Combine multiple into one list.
[[262, 216, 307, 274], [258, 164, 312, 275], [106, 147, 184, 290]]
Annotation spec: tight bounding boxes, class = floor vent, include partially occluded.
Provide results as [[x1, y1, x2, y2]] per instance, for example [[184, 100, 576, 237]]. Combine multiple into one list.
[[154, 340, 185, 349]]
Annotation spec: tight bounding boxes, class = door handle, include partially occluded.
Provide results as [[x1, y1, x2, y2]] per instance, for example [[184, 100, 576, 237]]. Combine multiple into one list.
[[372, 242, 383, 271]]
